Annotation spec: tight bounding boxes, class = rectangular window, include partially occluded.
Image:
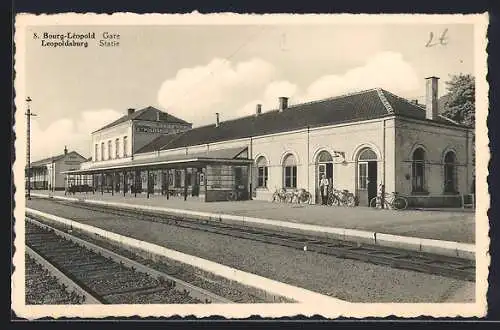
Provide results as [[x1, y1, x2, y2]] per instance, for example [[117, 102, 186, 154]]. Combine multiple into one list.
[[358, 163, 368, 190], [412, 161, 425, 192], [257, 166, 268, 188], [115, 138, 120, 158], [94, 144, 98, 161], [101, 143, 104, 161], [107, 140, 111, 160], [211, 166, 222, 188], [284, 166, 297, 188], [123, 136, 128, 157]]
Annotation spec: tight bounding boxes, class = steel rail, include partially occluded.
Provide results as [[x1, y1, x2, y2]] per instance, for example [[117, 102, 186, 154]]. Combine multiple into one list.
[[26, 217, 233, 304], [26, 245, 102, 304]]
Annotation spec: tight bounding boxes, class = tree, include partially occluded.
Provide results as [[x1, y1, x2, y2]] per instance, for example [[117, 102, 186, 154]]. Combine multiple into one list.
[[442, 74, 475, 128]]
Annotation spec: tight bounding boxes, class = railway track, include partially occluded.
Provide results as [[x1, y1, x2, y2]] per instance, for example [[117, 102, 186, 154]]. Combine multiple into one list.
[[25, 253, 87, 304], [37, 198, 476, 282], [25, 217, 233, 304]]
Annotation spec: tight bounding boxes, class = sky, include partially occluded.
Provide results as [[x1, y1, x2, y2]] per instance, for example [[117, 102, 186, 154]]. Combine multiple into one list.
[[24, 23, 474, 160]]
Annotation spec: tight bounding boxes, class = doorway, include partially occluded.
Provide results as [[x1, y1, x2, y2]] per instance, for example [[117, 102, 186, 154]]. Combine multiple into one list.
[[356, 148, 378, 206], [191, 169, 201, 197], [315, 151, 334, 204], [234, 166, 248, 200]]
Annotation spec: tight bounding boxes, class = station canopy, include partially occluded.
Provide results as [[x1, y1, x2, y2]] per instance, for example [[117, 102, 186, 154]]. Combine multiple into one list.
[[62, 147, 252, 175]]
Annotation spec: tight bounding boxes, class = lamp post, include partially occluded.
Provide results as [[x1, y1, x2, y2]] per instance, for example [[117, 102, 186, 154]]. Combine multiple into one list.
[[25, 96, 37, 200]]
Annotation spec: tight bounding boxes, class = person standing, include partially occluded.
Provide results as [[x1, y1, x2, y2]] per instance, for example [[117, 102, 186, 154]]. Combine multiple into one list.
[[377, 183, 385, 208], [319, 174, 329, 205]]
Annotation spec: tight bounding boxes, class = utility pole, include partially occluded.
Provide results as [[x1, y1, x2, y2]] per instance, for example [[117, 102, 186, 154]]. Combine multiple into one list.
[[25, 97, 36, 200]]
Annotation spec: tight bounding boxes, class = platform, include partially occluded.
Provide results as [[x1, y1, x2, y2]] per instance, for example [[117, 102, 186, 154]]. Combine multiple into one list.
[[30, 190, 475, 244]]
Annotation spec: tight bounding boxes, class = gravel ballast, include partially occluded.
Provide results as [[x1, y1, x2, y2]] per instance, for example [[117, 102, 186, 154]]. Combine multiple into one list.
[[27, 199, 475, 303], [25, 254, 86, 305]]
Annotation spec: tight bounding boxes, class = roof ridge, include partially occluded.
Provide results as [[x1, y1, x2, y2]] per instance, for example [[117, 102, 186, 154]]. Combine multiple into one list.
[[438, 114, 461, 125], [376, 88, 395, 114], [137, 106, 191, 124], [380, 89, 427, 113], [93, 105, 191, 133], [286, 88, 380, 110], [30, 150, 86, 165]]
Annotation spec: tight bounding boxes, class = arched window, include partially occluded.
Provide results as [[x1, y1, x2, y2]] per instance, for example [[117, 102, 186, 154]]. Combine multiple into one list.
[[256, 156, 268, 188], [444, 151, 457, 193], [358, 148, 378, 161], [412, 148, 426, 193], [283, 154, 297, 188], [316, 150, 333, 163]]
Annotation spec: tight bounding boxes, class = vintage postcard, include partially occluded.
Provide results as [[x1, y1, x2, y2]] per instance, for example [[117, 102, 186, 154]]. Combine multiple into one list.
[[12, 13, 489, 319]]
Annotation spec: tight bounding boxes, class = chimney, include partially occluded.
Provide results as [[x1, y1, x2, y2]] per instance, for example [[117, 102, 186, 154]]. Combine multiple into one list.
[[278, 97, 288, 112], [255, 104, 262, 116], [413, 99, 419, 105], [215, 112, 220, 127], [127, 108, 135, 115], [64, 146, 68, 155], [425, 76, 439, 120], [156, 111, 160, 121]]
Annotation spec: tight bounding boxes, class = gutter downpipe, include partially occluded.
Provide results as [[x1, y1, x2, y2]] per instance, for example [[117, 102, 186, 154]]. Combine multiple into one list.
[[465, 128, 469, 194], [249, 136, 253, 200], [130, 120, 134, 161], [52, 160, 55, 193], [383, 119, 386, 191], [307, 125, 310, 195]]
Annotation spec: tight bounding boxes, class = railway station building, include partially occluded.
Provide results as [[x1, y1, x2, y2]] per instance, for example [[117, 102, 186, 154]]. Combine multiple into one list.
[[64, 77, 474, 207], [25, 147, 87, 190]]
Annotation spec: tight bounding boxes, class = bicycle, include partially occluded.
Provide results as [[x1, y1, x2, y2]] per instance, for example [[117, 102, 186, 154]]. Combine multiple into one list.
[[369, 192, 408, 210], [227, 190, 238, 201], [327, 188, 356, 207], [271, 188, 287, 203], [291, 188, 312, 204]]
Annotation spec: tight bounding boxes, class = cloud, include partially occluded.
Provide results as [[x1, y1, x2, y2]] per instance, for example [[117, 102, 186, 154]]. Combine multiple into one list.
[[157, 57, 276, 125], [304, 51, 419, 100], [264, 81, 299, 100], [236, 51, 419, 116], [30, 109, 122, 160]]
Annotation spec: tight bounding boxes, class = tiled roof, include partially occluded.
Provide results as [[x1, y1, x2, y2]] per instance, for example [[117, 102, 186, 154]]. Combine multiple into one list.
[[30, 151, 86, 167], [93, 106, 191, 133], [381, 90, 427, 119], [383, 91, 464, 126], [136, 89, 467, 154]]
